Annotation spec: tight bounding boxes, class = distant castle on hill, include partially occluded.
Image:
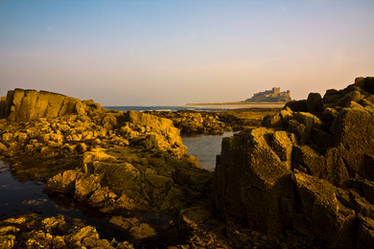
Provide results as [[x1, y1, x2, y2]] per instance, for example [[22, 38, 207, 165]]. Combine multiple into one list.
[[245, 87, 291, 102]]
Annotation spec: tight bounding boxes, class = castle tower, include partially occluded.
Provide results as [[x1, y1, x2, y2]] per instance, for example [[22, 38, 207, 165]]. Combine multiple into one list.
[[272, 87, 280, 96]]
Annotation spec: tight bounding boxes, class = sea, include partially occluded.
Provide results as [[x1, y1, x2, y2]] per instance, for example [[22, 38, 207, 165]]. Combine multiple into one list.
[[105, 105, 235, 112]]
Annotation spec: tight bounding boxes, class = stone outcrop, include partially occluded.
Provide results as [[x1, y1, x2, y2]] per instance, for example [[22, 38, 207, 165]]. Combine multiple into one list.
[[0, 88, 104, 122], [216, 77, 374, 248]]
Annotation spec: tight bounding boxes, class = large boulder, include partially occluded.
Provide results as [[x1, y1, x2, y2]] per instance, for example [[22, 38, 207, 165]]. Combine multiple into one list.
[[0, 89, 104, 122], [215, 128, 294, 234]]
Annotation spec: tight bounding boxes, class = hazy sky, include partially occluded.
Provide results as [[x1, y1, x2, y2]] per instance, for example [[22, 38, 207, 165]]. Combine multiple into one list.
[[1, 0, 374, 105]]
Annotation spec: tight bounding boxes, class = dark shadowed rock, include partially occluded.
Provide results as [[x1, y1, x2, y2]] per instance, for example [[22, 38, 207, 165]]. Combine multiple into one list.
[[306, 92, 322, 114], [285, 99, 307, 112], [364, 154, 374, 182]]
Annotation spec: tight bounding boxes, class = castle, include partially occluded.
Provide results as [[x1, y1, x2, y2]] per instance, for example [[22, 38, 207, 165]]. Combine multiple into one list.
[[245, 87, 291, 102]]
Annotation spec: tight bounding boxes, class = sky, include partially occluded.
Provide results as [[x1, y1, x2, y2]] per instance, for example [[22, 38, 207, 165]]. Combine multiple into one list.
[[1, 0, 374, 106]]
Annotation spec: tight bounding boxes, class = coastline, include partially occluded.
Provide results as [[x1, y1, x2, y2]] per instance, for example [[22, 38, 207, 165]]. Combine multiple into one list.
[[185, 101, 286, 109], [1, 77, 374, 248]]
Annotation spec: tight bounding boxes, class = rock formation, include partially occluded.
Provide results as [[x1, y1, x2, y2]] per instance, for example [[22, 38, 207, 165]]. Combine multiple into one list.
[[0, 88, 212, 213], [216, 77, 374, 248], [0, 88, 104, 122]]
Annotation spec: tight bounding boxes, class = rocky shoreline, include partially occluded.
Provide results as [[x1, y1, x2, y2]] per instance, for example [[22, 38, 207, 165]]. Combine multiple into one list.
[[0, 77, 374, 248], [147, 109, 277, 136]]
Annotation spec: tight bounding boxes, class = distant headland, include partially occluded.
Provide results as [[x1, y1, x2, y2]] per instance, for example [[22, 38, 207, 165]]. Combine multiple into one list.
[[245, 87, 291, 102], [186, 86, 291, 108]]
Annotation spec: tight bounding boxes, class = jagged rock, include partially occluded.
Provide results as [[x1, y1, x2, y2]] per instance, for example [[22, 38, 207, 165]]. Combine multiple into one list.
[[216, 77, 374, 248], [47, 170, 79, 194], [262, 106, 293, 129], [292, 145, 327, 177], [268, 131, 294, 162], [74, 174, 101, 200], [294, 172, 357, 249], [330, 106, 374, 177], [216, 128, 294, 234]]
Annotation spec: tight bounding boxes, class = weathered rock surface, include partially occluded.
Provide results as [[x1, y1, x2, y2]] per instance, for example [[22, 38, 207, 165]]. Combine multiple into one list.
[[0, 213, 134, 249], [216, 77, 374, 248], [0, 89, 104, 122]]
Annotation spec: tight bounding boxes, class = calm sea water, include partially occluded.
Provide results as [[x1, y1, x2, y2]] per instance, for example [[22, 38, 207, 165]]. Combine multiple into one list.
[[105, 105, 238, 112], [182, 131, 234, 171], [0, 162, 132, 239], [106, 106, 202, 112], [0, 161, 182, 247]]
